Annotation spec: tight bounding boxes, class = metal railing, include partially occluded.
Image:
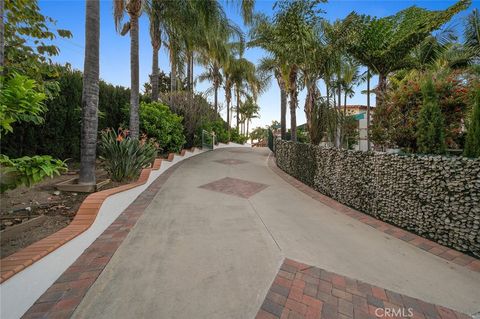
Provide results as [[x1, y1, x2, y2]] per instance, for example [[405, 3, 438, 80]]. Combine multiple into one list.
[[202, 130, 215, 150]]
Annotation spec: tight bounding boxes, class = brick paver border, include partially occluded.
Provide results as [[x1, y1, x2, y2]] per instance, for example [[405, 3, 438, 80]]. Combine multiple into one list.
[[267, 155, 480, 273], [256, 258, 472, 319], [0, 148, 197, 284], [20, 156, 187, 319]]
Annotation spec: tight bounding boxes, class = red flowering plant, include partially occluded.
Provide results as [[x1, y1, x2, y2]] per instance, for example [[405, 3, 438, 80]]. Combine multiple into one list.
[[371, 68, 476, 152]]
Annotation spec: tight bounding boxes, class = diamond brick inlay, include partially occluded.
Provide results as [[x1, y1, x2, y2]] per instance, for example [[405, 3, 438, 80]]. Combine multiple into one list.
[[199, 177, 268, 199], [256, 258, 472, 319], [214, 159, 248, 165]]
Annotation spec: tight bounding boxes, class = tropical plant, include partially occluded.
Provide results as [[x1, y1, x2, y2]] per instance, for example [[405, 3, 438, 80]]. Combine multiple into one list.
[[2, 0, 72, 93], [344, 0, 470, 108], [0, 73, 46, 136], [0, 155, 67, 193], [416, 78, 446, 154], [464, 89, 480, 157], [239, 96, 260, 136], [113, 0, 143, 138], [79, 0, 100, 185], [139, 101, 185, 153], [99, 128, 157, 182]]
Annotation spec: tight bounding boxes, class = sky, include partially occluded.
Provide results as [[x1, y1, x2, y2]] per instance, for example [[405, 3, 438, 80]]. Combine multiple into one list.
[[38, 0, 479, 130]]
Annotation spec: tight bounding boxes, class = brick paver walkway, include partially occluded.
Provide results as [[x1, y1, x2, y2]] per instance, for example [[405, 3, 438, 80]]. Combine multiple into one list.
[[256, 259, 471, 319]]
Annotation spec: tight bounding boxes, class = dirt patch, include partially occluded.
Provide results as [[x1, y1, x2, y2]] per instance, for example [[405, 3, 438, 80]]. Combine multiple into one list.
[[0, 168, 127, 258]]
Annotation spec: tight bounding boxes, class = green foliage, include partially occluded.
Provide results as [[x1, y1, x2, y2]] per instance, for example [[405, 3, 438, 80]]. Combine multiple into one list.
[[163, 92, 219, 147], [1, 66, 130, 160], [464, 90, 480, 157], [371, 69, 474, 151], [416, 79, 447, 154], [198, 119, 229, 144], [4, 0, 72, 94], [230, 129, 249, 144], [0, 73, 47, 136], [139, 102, 186, 153], [344, 0, 470, 77], [0, 155, 67, 193], [98, 129, 158, 182]]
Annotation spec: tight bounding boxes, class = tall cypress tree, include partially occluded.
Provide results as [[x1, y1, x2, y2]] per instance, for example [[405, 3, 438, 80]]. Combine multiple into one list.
[[464, 89, 480, 158], [416, 78, 446, 154]]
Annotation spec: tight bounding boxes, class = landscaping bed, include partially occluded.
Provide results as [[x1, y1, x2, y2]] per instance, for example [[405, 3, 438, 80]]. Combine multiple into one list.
[[0, 167, 126, 258]]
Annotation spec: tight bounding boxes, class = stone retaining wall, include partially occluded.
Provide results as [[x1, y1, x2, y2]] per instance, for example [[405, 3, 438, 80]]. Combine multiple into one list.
[[275, 140, 480, 257]]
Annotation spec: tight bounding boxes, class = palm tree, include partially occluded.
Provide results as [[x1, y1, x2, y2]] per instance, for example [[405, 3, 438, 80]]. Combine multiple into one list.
[[0, 0, 4, 69], [145, 0, 163, 101], [79, 0, 100, 185], [257, 56, 288, 139], [240, 96, 260, 136], [114, 0, 142, 139]]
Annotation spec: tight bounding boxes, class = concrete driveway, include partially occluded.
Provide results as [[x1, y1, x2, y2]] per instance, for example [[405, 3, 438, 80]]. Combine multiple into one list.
[[72, 147, 480, 319]]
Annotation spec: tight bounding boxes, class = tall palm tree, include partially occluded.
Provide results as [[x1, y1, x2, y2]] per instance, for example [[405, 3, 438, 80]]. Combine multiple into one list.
[[258, 56, 288, 139], [114, 0, 142, 139], [79, 0, 100, 185], [145, 0, 162, 101], [0, 0, 4, 69]]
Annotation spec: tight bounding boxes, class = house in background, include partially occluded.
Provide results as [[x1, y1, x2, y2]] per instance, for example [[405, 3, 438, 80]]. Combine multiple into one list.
[[344, 105, 374, 151]]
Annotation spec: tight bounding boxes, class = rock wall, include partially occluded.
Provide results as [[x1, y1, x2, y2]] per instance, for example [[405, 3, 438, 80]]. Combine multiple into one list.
[[275, 140, 480, 257]]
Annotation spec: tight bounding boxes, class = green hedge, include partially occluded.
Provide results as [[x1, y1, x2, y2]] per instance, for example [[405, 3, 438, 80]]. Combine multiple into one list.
[[1, 67, 130, 161]]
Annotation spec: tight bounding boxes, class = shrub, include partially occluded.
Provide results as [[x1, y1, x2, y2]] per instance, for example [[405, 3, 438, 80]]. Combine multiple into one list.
[[139, 102, 185, 153], [230, 129, 248, 144], [416, 79, 446, 154], [0, 73, 47, 136], [161, 92, 218, 146], [1, 66, 131, 160], [196, 119, 229, 145], [0, 155, 67, 193], [464, 89, 480, 157], [98, 129, 157, 182]]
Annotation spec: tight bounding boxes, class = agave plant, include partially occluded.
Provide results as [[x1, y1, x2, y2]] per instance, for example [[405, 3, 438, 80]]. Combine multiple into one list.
[[99, 129, 158, 182]]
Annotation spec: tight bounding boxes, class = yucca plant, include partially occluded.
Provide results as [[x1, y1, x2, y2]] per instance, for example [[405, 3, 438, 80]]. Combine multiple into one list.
[[99, 129, 157, 182]]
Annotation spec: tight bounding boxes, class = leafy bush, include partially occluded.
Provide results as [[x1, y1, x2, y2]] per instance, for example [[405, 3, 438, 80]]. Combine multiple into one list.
[[99, 129, 158, 182], [139, 102, 185, 153], [161, 92, 218, 146], [196, 119, 229, 145], [230, 129, 248, 144], [0, 155, 67, 193], [371, 69, 475, 151], [0, 73, 47, 136], [416, 79, 446, 154], [1, 66, 131, 160], [464, 89, 480, 157]]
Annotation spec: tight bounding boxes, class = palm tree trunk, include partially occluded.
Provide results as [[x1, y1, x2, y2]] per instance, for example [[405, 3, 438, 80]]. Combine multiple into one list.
[[151, 46, 159, 101], [236, 87, 240, 132], [247, 120, 249, 137], [226, 85, 231, 128], [377, 72, 387, 108], [367, 68, 371, 151], [214, 84, 218, 113], [189, 53, 194, 91], [280, 87, 287, 140], [335, 82, 341, 148], [170, 63, 177, 92], [343, 92, 347, 114], [129, 14, 140, 138], [289, 66, 298, 142], [79, 0, 100, 185], [0, 0, 4, 69], [186, 53, 191, 92]]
